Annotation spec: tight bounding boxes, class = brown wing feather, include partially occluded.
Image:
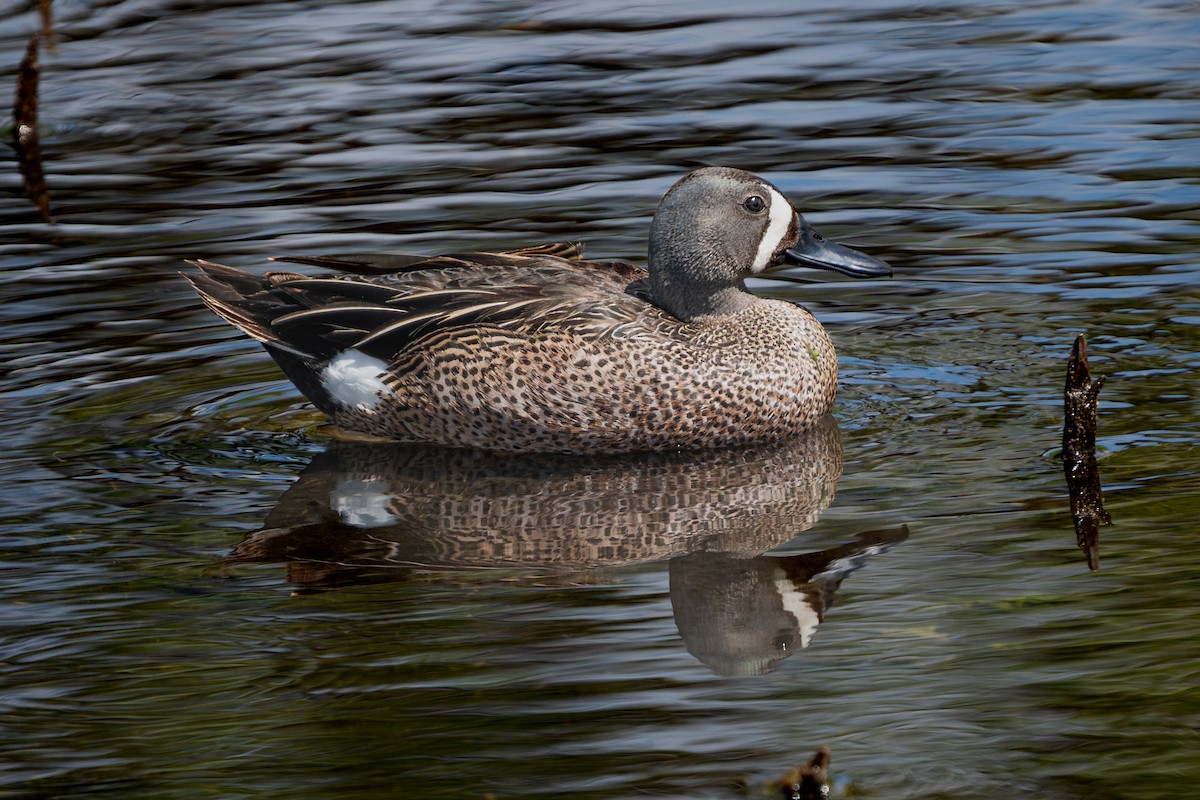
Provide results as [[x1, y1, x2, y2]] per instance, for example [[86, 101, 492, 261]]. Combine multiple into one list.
[[185, 249, 657, 365]]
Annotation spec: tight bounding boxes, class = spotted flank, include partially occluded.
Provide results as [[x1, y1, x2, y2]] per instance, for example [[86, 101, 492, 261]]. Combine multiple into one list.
[[185, 167, 891, 453]]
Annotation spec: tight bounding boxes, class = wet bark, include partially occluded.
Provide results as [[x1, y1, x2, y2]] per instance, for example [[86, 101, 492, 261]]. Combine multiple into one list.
[[13, 34, 51, 222], [38, 0, 56, 53], [1063, 333, 1111, 571], [767, 747, 830, 800]]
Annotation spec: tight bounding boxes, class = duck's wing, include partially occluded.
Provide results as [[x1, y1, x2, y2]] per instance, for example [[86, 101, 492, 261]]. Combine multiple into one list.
[[184, 250, 659, 367]]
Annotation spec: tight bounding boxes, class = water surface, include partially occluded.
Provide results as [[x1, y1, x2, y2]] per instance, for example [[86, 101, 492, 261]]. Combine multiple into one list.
[[1, 1, 1198, 798]]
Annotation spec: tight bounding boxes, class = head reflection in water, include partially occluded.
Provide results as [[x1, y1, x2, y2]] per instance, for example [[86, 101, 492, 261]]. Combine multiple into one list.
[[670, 529, 908, 677]]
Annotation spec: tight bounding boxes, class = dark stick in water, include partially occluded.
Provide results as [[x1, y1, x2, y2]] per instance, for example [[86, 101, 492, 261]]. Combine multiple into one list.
[[13, 34, 51, 223], [38, 0, 57, 54], [764, 747, 831, 800], [1063, 333, 1111, 571]]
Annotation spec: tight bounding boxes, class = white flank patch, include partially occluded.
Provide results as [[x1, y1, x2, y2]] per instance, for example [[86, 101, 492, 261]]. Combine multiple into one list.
[[332, 479, 397, 528], [750, 186, 794, 274], [322, 349, 389, 411], [774, 571, 821, 649]]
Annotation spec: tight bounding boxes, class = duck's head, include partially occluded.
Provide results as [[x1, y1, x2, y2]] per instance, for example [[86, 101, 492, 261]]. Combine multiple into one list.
[[647, 166, 891, 321]]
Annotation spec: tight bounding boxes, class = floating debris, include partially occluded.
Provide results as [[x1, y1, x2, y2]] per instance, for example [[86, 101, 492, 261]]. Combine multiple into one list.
[[12, 33, 51, 222], [1062, 333, 1111, 571], [766, 746, 831, 800]]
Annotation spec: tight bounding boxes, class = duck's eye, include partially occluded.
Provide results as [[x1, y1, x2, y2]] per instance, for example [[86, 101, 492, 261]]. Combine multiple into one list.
[[743, 195, 766, 214]]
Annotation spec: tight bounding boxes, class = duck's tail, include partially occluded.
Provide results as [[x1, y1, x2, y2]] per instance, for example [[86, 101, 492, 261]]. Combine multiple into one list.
[[183, 260, 328, 360], [184, 260, 352, 412]]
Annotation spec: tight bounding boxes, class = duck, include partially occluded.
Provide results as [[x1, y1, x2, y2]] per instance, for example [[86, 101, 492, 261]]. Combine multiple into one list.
[[185, 166, 890, 454]]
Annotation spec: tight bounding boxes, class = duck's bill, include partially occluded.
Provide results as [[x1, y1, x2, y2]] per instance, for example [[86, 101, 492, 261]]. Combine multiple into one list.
[[778, 221, 892, 279]]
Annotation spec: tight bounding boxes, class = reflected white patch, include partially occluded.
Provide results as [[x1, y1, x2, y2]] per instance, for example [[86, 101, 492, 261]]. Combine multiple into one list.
[[750, 186, 793, 274], [774, 570, 820, 649], [332, 478, 396, 528], [322, 349, 388, 410]]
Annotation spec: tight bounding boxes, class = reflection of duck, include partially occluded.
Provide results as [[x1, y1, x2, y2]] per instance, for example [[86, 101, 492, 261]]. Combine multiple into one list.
[[225, 417, 907, 672], [186, 167, 889, 453], [228, 416, 844, 585]]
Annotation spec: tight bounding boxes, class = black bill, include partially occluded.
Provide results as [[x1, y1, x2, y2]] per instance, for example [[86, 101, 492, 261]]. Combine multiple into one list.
[[779, 218, 892, 279]]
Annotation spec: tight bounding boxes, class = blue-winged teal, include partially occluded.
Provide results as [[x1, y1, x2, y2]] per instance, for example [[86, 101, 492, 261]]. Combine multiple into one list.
[[186, 167, 890, 453]]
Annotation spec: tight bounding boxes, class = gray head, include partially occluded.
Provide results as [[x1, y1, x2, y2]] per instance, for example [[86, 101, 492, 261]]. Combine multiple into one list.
[[647, 167, 891, 322]]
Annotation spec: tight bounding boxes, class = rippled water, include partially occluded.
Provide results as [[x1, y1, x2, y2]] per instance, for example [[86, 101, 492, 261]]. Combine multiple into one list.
[[2, 1, 1198, 798]]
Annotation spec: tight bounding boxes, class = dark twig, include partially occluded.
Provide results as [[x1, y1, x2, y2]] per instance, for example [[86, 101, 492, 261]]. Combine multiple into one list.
[[13, 33, 52, 222], [38, 0, 57, 54], [1063, 334, 1111, 571]]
